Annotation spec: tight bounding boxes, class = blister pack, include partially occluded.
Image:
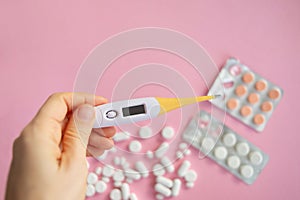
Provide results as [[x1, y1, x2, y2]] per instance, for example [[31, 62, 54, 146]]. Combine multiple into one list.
[[183, 110, 269, 184], [208, 58, 283, 132]]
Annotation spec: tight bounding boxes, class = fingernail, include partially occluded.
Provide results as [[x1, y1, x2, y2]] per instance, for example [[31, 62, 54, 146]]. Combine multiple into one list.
[[77, 105, 95, 121]]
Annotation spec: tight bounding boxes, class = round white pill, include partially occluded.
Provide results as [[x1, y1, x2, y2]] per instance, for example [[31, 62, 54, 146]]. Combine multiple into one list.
[[146, 150, 154, 159], [184, 170, 198, 182], [113, 170, 125, 182], [249, 151, 263, 165], [110, 188, 122, 200], [129, 193, 138, 200], [227, 155, 241, 169], [223, 133, 237, 147], [139, 126, 152, 138], [95, 180, 107, 193], [156, 194, 164, 200], [95, 166, 102, 175], [103, 165, 115, 177], [129, 140, 142, 153], [201, 137, 215, 152], [236, 142, 250, 156], [179, 142, 188, 150], [153, 164, 166, 176], [86, 184, 96, 197], [240, 165, 254, 178], [214, 146, 228, 160], [87, 172, 98, 184], [161, 126, 175, 139], [186, 182, 194, 188], [114, 157, 121, 165]]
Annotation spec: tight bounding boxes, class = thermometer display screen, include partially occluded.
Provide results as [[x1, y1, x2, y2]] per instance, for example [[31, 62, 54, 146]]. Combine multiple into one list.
[[122, 104, 146, 117]]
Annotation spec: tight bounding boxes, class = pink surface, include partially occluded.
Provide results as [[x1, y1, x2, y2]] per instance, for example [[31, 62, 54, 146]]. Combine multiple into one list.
[[0, 0, 300, 199]]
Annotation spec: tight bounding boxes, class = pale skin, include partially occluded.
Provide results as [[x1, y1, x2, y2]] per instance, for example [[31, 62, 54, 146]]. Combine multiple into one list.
[[5, 93, 116, 200]]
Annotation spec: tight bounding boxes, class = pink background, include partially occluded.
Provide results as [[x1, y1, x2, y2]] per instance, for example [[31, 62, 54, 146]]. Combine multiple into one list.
[[1, 0, 300, 199]]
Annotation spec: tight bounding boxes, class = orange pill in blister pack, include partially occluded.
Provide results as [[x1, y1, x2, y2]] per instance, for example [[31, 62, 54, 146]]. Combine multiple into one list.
[[255, 80, 267, 91], [268, 88, 281, 100], [242, 72, 254, 84], [247, 93, 259, 104], [253, 114, 265, 125], [261, 101, 273, 112], [235, 85, 247, 97], [240, 106, 252, 117], [227, 98, 238, 110]]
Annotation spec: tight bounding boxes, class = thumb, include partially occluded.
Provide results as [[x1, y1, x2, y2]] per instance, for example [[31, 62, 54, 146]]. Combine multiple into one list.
[[62, 104, 95, 164]]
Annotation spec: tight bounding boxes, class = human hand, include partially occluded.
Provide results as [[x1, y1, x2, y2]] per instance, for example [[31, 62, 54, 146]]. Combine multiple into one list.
[[5, 92, 116, 200]]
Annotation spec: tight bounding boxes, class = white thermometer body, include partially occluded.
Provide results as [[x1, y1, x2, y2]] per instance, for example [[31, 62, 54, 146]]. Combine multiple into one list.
[[93, 97, 161, 128]]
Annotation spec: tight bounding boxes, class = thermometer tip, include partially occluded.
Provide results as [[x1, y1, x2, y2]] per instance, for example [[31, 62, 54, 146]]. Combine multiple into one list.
[[212, 94, 222, 99]]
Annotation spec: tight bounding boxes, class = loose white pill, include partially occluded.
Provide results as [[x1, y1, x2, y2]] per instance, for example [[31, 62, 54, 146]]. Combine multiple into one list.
[[184, 170, 198, 182], [240, 165, 254, 178], [121, 183, 130, 200], [161, 126, 175, 140], [155, 142, 169, 158], [102, 177, 110, 183], [161, 157, 175, 173], [95, 180, 107, 193], [113, 132, 130, 142], [179, 142, 188, 150], [126, 178, 133, 184], [103, 165, 115, 177], [172, 179, 181, 196], [139, 126, 153, 138], [120, 157, 126, 165], [86, 184, 96, 197], [201, 137, 215, 152], [129, 140, 142, 153], [146, 150, 154, 159], [236, 142, 250, 156], [113, 170, 125, 182], [249, 151, 263, 165], [87, 172, 98, 184], [186, 182, 194, 188], [156, 176, 173, 188], [156, 194, 164, 200], [110, 188, 122, 200], [124, 168, 141, 180], [227, 155, 241, 169], [129, 193, 138, 200], [155, 183, 172, 197], [114, 157, 121, 165], [95, 166, 102, 175], [114, 181, 122, 187], [153, 164, 166, 176], [135, 161, 149, 178], [177, 160, 191, 177], [223, 133, 237, 147], [214, 146, 228, 160]]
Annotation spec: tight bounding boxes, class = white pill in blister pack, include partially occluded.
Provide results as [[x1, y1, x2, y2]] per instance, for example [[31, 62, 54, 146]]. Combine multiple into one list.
[[182, 110, 269, 184], [129, 140, 142, 153], [161, 126, 175, 139]]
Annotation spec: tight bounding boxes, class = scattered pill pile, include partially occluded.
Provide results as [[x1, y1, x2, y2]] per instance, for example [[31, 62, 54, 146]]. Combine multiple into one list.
[[86, 126, 198, 200], [208, 58, 283, 132]]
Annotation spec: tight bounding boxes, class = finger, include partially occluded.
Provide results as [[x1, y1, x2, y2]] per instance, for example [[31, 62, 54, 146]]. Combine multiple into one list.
[[92, 127, 116, 138], [88, 132, 114, 149], [87, 146, 105, 157], [61, 104, 96, 166]]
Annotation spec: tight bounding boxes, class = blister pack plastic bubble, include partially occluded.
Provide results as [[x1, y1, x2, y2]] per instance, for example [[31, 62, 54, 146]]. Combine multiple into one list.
[[183, 110, 269, 184], [208, 58, 283, 132]]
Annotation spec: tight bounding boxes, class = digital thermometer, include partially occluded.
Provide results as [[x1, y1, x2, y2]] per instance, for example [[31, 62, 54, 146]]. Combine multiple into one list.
[[93, 95, 219, 128]]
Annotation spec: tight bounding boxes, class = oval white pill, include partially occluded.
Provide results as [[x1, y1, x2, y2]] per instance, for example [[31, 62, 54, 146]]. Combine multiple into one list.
[[161, 157, 175, 173], [86, 184, 96, 197], [129, 140, 142, 153], [236, 142, 250, 156], [240, 165, 254, 178], [95, 180, 107, 193], [87, 172, 98, 184], [223, 133, 237, 147], [155, 183, 171, 197], [135, 161, 149, 178], [103, 165, 115, 177], [227, 155, 241, 169], [156, 194, 164, 200], [201, 137, 215, 152], [125, 168, 141, 180], [121, 183, 130, 200], [110, 188, 122, 200], [153, 164, 166, 176], [155, 142, 169, 158], [172, 179, 181, 196], [129, 193, 138, 200], [156, 176, 173, 188], [113, 132, 130, 142], [146, 150, 154, 159], [178, 160, 191, 177], [139, 126, 153, 138], [179, 142, 188, 150], [214, 146, 228, 160], [249, 151, 263, 165], [184, 170, 197, 182], [161, 126, 175, 140]]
